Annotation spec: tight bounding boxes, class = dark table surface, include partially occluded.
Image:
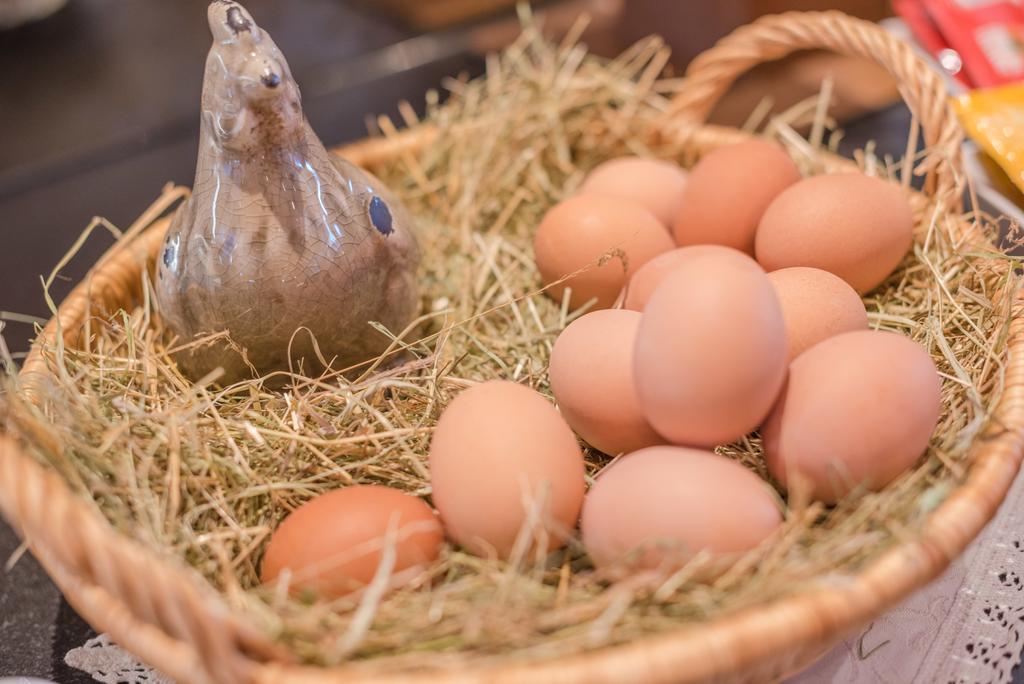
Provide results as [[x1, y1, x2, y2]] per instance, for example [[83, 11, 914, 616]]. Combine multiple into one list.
[[0, 1, 1012, 682]]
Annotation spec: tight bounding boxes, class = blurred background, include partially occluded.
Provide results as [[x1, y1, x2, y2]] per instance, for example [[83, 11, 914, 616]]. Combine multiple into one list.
[[0, 0, 904, 358]]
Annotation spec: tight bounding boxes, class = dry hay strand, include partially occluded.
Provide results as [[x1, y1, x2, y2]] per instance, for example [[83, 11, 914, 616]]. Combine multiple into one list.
[[2, 16, 1020, 672]]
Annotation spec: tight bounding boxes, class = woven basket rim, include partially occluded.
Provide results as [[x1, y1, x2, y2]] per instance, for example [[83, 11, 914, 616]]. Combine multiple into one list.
[[3, 11, 1023, 684]]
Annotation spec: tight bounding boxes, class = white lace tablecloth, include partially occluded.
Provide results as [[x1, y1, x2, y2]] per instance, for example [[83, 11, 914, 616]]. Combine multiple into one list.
[[790, 461, 1024, 684], [63, 635, 170, 684], [65, 461, 1024, 684]]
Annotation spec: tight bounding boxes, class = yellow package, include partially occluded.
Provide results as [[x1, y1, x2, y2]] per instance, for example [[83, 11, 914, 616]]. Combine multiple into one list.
[[953, 84, 1024, 193]]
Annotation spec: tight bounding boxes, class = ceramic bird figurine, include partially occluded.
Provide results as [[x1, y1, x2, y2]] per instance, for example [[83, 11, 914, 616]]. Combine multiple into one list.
[[157, 1, 420, 384]]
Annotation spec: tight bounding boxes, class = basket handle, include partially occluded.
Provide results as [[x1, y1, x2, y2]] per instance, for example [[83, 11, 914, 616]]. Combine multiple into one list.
[[667, 11, 964, 206]]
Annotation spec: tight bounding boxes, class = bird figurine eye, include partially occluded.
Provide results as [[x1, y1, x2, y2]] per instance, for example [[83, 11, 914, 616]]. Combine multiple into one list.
[[226, 6, 251, 33], [369, 195, 394, 236]]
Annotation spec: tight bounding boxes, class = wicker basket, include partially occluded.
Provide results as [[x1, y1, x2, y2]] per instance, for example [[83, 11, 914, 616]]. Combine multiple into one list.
[[3, 10, 1024, 684]]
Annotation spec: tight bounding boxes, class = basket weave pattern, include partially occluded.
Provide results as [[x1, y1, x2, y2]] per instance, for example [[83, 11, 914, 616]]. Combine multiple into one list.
[[2, 11, 1023, 684]]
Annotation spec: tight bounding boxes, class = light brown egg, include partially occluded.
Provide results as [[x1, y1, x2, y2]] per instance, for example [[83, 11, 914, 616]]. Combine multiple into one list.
[[755, 173, 914, 293], [534, 195, 675, 310], [549, 309, 664, 455], [582, 446, 782, 572], [624, 245, 735, 311], [673, 140, 801, 254], [261, 486, 443, 598], [578, 156, 688, 228], [762, 330, 941, 503], [767, 266, 869, 361], [634, 248, 787, 447], [429, 380, 586, 558]]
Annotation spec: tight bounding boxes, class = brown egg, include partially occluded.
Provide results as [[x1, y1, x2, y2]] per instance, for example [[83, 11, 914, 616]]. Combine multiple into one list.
[[429, 380, 586, 558], [582, 446, 782, 571], [762, 330, 941, 503], [261, 486, 443, 598], [634, 248, 787, 447], [549, 309, 664, 455], [624, 245, 735, 311], [767, 266, 869, 361], [534, 195, 675, 310], [755, 173, 914, 293], [578, 156, 688, 228], [673, 140, 801, 254]]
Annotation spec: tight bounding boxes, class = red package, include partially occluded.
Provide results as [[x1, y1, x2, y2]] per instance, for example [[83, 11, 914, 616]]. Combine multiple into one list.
[[895, 0, 1024, 89]]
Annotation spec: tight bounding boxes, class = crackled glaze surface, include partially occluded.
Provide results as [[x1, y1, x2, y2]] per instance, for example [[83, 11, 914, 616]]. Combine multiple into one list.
[[156, 1, 420, 384]]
